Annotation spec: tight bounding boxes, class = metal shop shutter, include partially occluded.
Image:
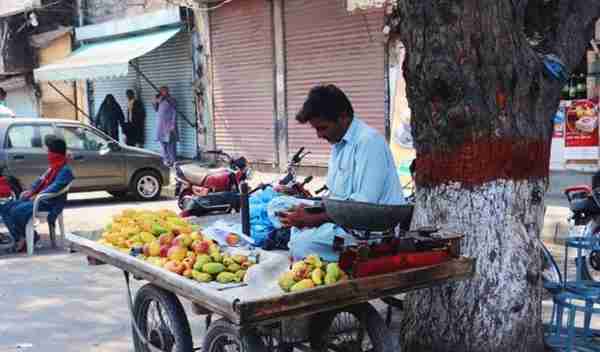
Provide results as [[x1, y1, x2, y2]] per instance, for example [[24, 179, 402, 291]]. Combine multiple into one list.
[[137, 30, 197, 159], [211, 0, 276, 164], [285, 0, 386, 165]]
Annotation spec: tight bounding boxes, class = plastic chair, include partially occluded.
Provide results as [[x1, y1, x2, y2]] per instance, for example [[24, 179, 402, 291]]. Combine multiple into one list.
[[542, 237, 600, 351], [25, 182, 72, 256]]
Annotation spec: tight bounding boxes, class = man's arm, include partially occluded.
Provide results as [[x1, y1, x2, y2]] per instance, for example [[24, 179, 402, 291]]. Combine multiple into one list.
[[40, 167, 74, 195], [279, 204, 330, 228], [348, 135, 405, 204]]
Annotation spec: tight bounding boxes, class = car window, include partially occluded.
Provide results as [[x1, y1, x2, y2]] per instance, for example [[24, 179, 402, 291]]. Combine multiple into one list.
[[39, 125, 55, 149], [6, 125, 36, 149], [59, 126, 108, 151]]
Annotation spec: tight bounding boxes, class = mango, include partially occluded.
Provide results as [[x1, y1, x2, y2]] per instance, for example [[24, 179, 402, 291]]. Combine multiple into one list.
[[140, 232, 155, 243], [152, 223, 168, 236], [311, 268, 324, 285], [216, 272, 236, 284], [192, 271, 212, 283], [211, 252, 223, 263], [290, 279, 315, 292], [304, 254, 323, 269], [222, 257, 235, 266], [194, 255, 212, 271], [324, 272, 337, 285], [235, 270, 247, 282], [227, 263, 241, 273], [202, 263, 225, 275], [326, 263, 341, 280], [278, 272, 297, 292], [292, 262, 309, 281], [232, 255, 247, 264]]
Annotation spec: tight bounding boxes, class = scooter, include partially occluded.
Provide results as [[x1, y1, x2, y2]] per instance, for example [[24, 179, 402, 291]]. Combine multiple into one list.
[[563, 175, 600, 282], [175, 150, 251, 211]]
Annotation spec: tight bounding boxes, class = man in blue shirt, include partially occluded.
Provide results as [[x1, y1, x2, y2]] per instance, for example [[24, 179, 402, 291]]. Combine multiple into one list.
[[280, 84, 405, 261]]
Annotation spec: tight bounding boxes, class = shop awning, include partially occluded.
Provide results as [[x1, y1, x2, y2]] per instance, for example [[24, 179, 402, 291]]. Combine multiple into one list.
[[34, 27, 180, 82]]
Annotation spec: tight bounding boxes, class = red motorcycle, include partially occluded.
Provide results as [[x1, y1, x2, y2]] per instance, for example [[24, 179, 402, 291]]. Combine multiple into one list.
[[174, 150, 251, 211]]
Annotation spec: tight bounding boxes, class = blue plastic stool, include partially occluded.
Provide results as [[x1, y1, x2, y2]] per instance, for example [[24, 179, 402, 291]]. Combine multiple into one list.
[[546, 291, 600, 351]]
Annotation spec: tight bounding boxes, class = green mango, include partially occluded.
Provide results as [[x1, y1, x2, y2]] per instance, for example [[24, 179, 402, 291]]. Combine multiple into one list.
[[216, 272, 236, 284], [202, 263, 225, 275], [227, 263, 241, 273], [192, 271, 212, 283], [151, 223, 168, 236], [193, 255, 212, 271]]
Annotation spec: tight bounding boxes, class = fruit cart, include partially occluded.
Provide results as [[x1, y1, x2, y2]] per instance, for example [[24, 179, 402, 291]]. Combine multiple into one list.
[[67, 213, 475, 352]]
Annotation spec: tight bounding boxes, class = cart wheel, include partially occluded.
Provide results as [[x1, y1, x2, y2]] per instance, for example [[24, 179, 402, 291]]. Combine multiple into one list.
[[203, 319, 266, 352], [132, 284, 193, 352], [309, 303, 394, 352]]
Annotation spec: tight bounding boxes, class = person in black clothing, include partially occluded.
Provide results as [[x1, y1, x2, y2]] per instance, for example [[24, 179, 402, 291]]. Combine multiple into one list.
[[125, 89, 146, 147], [94, 94, 125, 141]]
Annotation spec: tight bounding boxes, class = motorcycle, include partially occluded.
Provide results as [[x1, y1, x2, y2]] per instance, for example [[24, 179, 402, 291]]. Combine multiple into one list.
[[563, 174, 600, 282], [175, 150, 251, 212]]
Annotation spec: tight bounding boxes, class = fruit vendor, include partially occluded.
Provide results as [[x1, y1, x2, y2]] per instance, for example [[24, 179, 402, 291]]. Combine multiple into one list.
[[279, 84, 405, 262], [0, 136, 74, 252]]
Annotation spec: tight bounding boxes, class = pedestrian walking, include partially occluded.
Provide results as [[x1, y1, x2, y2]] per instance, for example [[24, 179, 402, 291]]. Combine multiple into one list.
[[153, 86, 178, 167], [125, 89, 146, 147], [95, 94, 125, 141]]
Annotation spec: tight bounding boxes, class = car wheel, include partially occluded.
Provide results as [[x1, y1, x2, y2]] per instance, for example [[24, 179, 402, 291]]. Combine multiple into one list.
[[131, 170, 162, 201]]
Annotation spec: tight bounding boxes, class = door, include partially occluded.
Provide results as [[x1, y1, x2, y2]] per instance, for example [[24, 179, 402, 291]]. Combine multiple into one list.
[[56, 124, 125, 190], [4, 123, 54, 188]]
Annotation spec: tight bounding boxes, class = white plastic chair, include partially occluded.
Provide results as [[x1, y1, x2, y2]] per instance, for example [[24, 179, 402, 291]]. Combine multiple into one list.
[[25, 182, 72, 255]]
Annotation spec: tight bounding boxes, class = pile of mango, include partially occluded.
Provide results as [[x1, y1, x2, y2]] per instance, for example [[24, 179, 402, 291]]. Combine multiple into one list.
[[96, 209, 255, 284], [278, 254, 348, 292]]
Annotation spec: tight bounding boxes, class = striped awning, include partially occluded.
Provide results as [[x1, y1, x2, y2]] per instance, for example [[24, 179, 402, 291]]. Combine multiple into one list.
[[34, 27, 180, 82]]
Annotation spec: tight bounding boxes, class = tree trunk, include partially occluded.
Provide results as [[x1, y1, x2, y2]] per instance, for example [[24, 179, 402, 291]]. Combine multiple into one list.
[[389, 1, 600, 351]]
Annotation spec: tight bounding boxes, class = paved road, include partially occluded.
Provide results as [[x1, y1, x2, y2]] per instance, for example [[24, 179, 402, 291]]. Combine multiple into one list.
[[0, 191, 597, 352]]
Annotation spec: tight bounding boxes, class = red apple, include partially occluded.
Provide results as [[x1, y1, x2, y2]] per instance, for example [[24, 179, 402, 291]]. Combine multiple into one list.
[[167, 245, 187, 262], [159, 233, 175, 246], [182, 257, 195, 271], [191, 240, 210, 254], [159, 244, 171, 258]]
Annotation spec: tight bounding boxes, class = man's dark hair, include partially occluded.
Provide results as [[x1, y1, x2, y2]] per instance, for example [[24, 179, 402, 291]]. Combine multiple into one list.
[[126, 89, 135, 98], [296, 84, 354, 124], [45, 135, 67, 155], [0, 88, 6, 99]]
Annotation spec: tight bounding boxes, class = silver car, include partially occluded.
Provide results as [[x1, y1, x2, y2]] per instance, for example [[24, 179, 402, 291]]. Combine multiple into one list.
[[0, 118, 170, 201]]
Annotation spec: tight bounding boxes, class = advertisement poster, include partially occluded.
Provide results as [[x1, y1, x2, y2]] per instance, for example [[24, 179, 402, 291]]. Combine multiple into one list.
[[564, 99, 599, 160]]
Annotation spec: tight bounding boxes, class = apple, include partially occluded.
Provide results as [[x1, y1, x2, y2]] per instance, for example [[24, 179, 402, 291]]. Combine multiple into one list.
[[167, 246, 187, 262], [226, 233, 240, 246], [174, 234, 193, 248], [183, 269, 193, 278], [164, 261, 185, 275], [159, 233, 175, 246], [192, 240, 210, 254], [159, 244, 171, 258], [149, 241, 161, 257], [186, 251, 197, 262]]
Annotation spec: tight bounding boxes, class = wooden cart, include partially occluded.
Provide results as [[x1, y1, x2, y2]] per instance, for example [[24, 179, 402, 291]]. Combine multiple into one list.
[[67, 227, 474, 352]]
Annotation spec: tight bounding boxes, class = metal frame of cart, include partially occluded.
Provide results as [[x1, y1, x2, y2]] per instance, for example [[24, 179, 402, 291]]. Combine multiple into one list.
[[67, 231, 475, 352]]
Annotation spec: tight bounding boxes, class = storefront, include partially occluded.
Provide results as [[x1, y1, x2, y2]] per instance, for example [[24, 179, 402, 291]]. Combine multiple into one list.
[[551, 35, 600, 172], [34, 8, 201, 159], [210, 0, 386, 167], [0, 75, 39, 118]]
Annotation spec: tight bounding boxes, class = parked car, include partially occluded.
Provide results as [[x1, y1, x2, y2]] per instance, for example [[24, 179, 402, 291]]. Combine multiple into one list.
[[0, 118, 170, 201]]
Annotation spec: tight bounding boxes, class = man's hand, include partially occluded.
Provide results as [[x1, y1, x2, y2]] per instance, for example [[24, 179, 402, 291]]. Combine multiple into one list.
[[279, 204, 328, 229], [274, 184, 295, 195]]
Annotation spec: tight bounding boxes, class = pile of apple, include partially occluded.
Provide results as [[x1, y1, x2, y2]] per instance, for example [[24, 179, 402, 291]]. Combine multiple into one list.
[[97, 209, 254, 283], [278, 254, 348, 293]]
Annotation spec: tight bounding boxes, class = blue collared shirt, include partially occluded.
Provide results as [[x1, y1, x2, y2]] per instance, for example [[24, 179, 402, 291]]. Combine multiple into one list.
[[326, 117, 405, 205]]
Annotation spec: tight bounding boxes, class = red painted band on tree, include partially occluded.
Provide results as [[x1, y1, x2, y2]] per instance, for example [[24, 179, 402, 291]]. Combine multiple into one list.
[[415, 138, 550, 187]]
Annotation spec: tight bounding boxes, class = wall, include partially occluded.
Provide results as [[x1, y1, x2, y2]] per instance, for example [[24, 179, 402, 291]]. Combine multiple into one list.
[[38, 32, 88, 120], [84, 0, 169, 24]]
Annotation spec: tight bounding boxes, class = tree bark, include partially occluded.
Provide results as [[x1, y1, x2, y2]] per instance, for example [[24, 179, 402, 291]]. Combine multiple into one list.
[[389, 1, 600, 351]]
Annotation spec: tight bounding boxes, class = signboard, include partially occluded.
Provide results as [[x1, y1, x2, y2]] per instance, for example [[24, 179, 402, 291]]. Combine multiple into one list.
[[564, 99, 599, 160]]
